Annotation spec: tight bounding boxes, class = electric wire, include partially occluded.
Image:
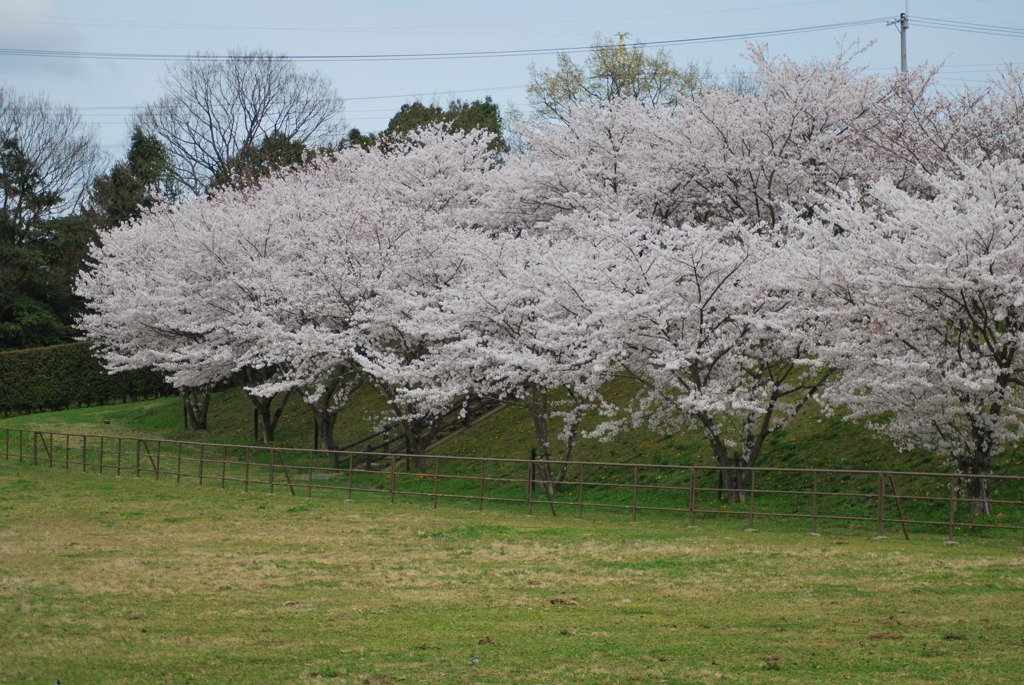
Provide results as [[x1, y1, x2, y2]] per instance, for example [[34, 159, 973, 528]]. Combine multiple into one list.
[[0, 1, 859, 35], [0, 17, 892, 63], [914, 16, 1024, 39]]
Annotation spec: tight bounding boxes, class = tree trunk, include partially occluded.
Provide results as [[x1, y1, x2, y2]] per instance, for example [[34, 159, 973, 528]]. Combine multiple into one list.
[[530, 401, 564, 498], [401, 418, 430, 472], [302, 369, 358, 469], [703, 427, 748, 504], [181, 387, 211, 430], [241, 368, 292, 444], [313, 410, 339, 457], [523, 388, 585, 515], [718, 464, 751, 504], [965, 476, 993, 516], [698, 409, 776, 504], [247, 391, 291, 443], [959, 447, 994, 516], [961, 419, 996, 515]]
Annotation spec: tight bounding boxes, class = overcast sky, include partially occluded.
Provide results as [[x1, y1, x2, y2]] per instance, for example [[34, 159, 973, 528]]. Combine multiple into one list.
[[1, 0, 1022, 162]]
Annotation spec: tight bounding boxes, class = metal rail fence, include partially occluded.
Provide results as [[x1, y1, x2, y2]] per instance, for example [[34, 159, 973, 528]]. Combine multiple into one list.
[[2, 427, 1023, 547]]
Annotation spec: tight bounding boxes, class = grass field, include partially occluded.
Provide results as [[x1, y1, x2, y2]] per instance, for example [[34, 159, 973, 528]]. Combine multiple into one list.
[[2, 463, 1023, 684]]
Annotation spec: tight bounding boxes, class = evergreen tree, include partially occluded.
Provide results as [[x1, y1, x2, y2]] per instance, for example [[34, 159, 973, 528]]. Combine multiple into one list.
[[90, 127, 176, 229], [0, 138, 69, 349], [344, 97, 507, 154], [209, 130, 308, 191]]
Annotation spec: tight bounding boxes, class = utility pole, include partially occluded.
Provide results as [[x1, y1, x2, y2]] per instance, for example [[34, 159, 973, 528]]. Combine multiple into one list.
[[899, 11, 909, 73], [616, 32, 630, 61]]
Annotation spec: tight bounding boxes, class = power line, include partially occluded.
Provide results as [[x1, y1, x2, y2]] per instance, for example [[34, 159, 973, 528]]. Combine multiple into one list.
[[915, 16, 1024, 39], [68, 84, 530, 114], [0, 17, 892, 63], [0, 2, 860, 35], [13, 56, 1015, 125]]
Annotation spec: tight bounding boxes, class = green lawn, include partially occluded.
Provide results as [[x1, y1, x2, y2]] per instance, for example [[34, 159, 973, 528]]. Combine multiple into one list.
[[1, 464, 1022, 684]]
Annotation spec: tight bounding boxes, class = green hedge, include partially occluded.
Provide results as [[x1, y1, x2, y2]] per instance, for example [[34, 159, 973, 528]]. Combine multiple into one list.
[[0, 342, 172, 415]]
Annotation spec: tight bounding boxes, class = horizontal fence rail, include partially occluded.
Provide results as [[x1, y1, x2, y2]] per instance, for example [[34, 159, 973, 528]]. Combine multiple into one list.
[[2, 427, 1023, 547]]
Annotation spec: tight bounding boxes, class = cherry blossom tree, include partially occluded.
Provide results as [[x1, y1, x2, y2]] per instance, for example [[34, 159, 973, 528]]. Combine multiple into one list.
[[76, 174, 316, 432], [509, 87, 837, 501], [79, 124, 499, 447], [78, 45, 1024, 505], [505, 97, 686, 233], [797, 159, 1024, 514], [408, 227, 621, 502], [510, 45, 901, 233], [670, 45, 890, 227], [330, 126, 502, 463], [556, 213, 831, 502], [946, 67, 1024, 165]]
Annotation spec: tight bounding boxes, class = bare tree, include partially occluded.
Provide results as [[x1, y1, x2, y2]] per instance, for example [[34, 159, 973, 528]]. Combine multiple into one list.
[[134, 50, 346, 194], [0, 86, 103, 215]]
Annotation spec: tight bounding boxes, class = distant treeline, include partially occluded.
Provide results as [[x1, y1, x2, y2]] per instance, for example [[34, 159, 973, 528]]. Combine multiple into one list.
[[0, 342, 172, 415]]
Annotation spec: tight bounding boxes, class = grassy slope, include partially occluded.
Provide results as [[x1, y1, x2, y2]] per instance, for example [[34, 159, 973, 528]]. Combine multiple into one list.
[[1, 465, 1022, 684], [0, 383, 383, 450], [2, 378, 1019, 477]]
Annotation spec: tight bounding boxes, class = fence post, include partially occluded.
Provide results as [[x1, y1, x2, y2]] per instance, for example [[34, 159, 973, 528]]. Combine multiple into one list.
[[389, 455, 397, 504], [577, 464, 585, 519], [198, 444, 205, 486], [346, 450, 354, 502], [176, 443, 182, 484], [812, 471, 819, 535], [221, 446, 227, 488], [116, 437, 122, 476], [689, 465, 697, 528], [478, 459, 486, 512], [135, 441, 141, 477], [82, 436, 88, 473], [244, 448, 251, 493], [526, 452, 535, 516], [433, 456, 440, 509], [268, 449, 276, 495], [307, 450, 314, 499], [33, 432, 38, 465], [632, 464, 639, 523], [98, 436, 104, 473], [746, 470, 757, 531], [155, 442, 161, 480], [876, 472, 886, 538], [948, 476, 959, 542]]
